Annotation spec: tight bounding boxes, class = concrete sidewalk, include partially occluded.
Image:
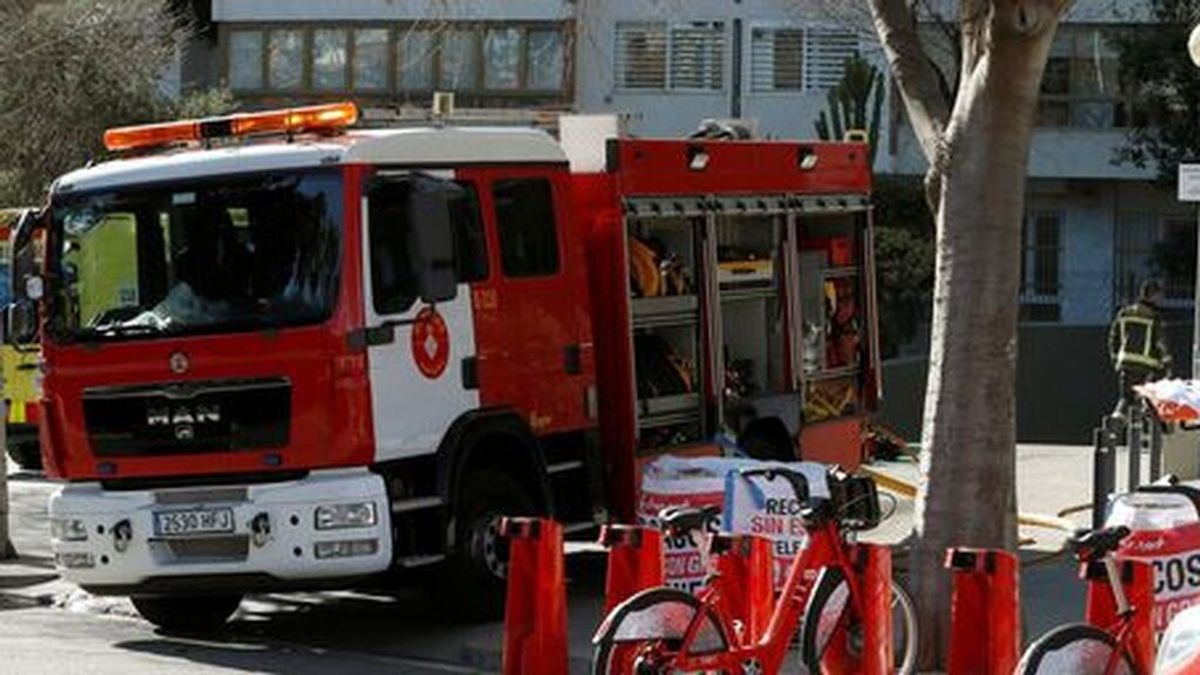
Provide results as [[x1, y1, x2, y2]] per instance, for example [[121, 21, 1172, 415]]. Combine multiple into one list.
[[0, 447, 1111, 673]]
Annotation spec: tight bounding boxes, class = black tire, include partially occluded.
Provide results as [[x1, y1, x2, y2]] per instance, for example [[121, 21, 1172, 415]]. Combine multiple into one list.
[[439, 469, 538, 621], [6, 439, 41, 471], [799, 568, 918, 674], [1016, 624, 1135, 674], [130, 594, 242, 632]]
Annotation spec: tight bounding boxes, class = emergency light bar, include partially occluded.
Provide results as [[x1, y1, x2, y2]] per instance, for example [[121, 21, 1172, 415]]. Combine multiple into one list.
[[103, 101, 359, 152]]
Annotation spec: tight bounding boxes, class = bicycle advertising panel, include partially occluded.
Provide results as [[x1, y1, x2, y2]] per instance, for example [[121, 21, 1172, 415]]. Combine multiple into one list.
[[1106, 485, 1200, 634], [723, 463, 831, 587], [637, 455, 829, 592]]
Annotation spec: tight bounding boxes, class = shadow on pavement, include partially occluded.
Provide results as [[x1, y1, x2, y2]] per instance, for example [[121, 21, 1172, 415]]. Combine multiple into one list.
[[107, 552, 609, 674]]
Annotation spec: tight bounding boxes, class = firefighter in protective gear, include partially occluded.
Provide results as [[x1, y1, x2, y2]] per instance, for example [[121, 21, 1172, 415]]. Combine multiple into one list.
[[1109, 279, 1172, 418]]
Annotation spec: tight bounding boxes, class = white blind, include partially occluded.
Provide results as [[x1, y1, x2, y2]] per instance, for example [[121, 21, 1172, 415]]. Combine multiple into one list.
[[615, 22, 667, 89], [669, 22, 725, 90], [750, 27, 803, 92], [615, 21, 725, 91], [804, 27, 860, 91]]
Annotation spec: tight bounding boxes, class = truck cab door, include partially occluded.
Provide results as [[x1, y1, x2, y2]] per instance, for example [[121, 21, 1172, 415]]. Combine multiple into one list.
[[361, 173, 485, 461], [462, 167, 591, 436]]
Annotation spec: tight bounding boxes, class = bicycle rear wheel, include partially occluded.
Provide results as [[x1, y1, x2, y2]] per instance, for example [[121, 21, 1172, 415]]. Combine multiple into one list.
[[1016, 624, 1134, 674], [798, 567, 918, 674]]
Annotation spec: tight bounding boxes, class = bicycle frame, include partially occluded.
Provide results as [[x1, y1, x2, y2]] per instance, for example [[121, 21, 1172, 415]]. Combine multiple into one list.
[[1082, 556, 1155, 675], [660, 517, 860, 673]]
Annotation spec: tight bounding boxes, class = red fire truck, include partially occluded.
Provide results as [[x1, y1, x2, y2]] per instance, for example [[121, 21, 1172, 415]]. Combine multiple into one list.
[[7, 102, 879, 629]]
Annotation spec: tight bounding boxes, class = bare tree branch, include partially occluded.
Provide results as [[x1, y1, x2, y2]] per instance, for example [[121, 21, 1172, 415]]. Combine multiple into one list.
[[867, 0, 952, 164]]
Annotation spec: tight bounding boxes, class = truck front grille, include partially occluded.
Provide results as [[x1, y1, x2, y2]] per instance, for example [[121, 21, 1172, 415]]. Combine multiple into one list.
[[82, 378, 290, 457]]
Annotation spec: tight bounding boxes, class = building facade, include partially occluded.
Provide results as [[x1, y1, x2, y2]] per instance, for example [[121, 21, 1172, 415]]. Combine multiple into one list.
[[202, 2, 1191, 321]]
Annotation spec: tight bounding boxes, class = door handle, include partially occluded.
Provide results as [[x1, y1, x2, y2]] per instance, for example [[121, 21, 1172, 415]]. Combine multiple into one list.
[[564, 344, 582, 375]]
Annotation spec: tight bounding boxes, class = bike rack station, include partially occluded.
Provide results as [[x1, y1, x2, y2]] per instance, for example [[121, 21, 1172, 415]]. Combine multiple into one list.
[[499, 517, 568, 675], [597, 524, 664, 614], [945, 548, 1020, 675]]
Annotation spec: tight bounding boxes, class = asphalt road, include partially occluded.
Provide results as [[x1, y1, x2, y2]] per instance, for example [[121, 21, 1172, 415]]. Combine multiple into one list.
[[0, 446, 1119, 674]]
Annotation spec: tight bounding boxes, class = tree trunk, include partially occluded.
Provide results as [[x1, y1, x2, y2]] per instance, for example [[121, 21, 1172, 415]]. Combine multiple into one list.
[[908, 5, 1061, 666]]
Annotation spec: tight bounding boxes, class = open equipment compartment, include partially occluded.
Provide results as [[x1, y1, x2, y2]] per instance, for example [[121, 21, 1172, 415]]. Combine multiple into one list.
[[595, 136, 877, 472], [625, 206, 708, 451]]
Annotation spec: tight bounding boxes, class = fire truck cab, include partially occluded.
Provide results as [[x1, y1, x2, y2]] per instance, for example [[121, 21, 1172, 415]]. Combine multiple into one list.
[[15, 103, 879, 629]]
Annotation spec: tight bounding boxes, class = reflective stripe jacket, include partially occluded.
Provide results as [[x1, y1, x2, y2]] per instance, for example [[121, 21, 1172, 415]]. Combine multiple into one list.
[[1108, 301, 1172, 373]]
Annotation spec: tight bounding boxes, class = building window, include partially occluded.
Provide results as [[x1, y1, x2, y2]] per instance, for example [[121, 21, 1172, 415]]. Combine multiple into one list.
[[484, 27, 522, 90], [615, 22, 725, 91], [528, 28, 565, 90], [669, 22, 724, 90], [1037, 26, 1126, 129], [225, 22, 570, 100], [615, 23, 668, 89], [1115, 212, 1196, 312], [1021, 212, 1062, 322], [397, 28, 435, 91], [353, 29, 389, 91], [494, 179, 559, 278], [750, 27, 803, 92], [440, 29, 480, 91], [229, 30, 263, 90], [267, 29, 303, 90], [312, 28, 348, 91], [802, 27, 860, 91]]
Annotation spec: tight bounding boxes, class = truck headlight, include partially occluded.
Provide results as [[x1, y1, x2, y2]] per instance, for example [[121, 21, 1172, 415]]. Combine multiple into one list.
[[314, 502, 377, 530], [51, 518, 88, 542]]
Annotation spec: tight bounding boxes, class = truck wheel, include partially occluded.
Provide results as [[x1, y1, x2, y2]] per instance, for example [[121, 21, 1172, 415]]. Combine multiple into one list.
[[131, 594, 242, 632], [441, 470, 538, 621], [6, 440, 41, 471]]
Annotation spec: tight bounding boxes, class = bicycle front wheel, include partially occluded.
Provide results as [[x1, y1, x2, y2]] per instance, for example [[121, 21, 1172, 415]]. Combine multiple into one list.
[[798, 568, 918, 674], [1016, 624, 1134, 675]]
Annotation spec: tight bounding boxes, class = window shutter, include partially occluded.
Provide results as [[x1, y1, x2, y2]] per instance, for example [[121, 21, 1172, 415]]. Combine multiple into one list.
[[615, 23, 668, 89], [750, 27, 803, 92], [668, 22, 724, 90], [804, 28, 860, 91]]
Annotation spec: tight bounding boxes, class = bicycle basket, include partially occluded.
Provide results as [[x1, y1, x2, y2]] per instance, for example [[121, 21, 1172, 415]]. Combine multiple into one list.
[[830, 472, 881, 531]]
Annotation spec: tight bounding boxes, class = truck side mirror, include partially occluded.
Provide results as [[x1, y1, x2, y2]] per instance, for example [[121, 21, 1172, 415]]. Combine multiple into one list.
[[5, 299, 37, 345], [406, 175, 458, 304]]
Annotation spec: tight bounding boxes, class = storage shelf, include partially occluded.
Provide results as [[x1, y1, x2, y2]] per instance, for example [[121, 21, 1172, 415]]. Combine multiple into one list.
[[824, 267, 860, 279], [637, 393, 701, 429], [631, 295, 699, 328], [720, 286, 778, 303]]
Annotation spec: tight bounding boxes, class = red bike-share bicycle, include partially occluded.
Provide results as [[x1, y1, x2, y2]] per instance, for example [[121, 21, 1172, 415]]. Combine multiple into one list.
[[591, 467, 918, 674], [1016, 525, 1155, 675]]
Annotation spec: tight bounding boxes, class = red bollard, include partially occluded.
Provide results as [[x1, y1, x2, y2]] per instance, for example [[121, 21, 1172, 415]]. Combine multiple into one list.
[[598, 524, 664, 614], [709, 533, 774, 642], [500, 517, 567, 675], [944, 548, 1020, 675], [820, 543, 893, 675], [1083, 558, 1155, 673], [859, 544, 894, 675]]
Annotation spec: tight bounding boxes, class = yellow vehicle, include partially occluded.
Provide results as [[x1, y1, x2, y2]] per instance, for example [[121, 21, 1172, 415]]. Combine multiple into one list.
[[0, 208, 42, 470]]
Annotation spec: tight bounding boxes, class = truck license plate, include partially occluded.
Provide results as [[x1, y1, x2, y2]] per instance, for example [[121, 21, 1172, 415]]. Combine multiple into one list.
[[154, 507, 235, 537]]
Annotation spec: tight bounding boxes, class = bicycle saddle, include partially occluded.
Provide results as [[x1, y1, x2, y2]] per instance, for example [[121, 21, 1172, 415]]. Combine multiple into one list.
[[658, 505, 720, 535], [1070, 525, 1131, 562]]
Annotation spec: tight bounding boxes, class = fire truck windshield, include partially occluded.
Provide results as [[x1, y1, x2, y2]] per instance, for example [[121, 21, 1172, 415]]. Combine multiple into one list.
[[47, 169, 342, 343]]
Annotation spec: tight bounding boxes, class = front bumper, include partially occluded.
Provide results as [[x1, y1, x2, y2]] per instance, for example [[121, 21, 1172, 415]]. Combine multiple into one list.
[[48, 468, 392, 594]]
